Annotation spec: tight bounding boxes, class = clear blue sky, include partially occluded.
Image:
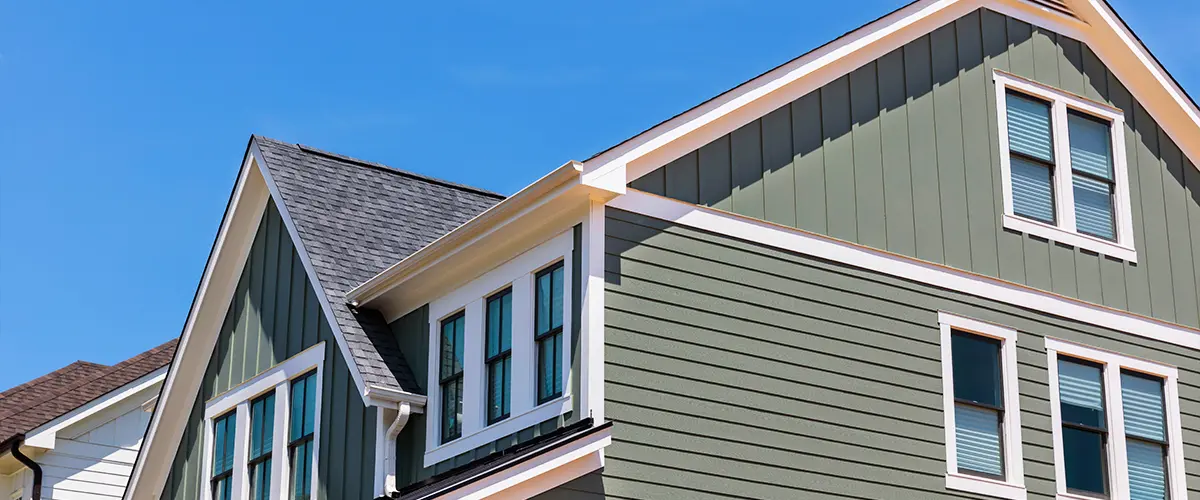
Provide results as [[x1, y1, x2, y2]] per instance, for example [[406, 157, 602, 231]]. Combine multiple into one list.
[[0, 1, 1195, 389]]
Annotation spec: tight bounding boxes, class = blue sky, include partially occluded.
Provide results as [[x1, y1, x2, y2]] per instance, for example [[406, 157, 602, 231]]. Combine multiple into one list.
[[0, 0, 1196, 389]]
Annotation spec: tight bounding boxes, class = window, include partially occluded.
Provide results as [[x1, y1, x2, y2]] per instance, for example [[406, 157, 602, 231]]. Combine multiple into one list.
[[994, 70, 1135, 262], [535, 261, 565, 404], [211, 411, 236, 500], [439, 312, 466, 443], [938, 312, 1025, 500], [248, 392, 275, 500], [1046, 338, 1185, 500], [425, 229, 574, 466], [486, 289, 513, 424], [202, 343, 324, 500], [288, 371, 317, 500]]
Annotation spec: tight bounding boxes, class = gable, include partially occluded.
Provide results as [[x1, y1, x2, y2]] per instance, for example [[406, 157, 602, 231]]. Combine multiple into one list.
[[629, 7, 1200, 331], [160, 199, 379, 499]]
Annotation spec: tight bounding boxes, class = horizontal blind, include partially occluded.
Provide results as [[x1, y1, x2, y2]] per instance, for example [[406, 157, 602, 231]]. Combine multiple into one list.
[[1121, 373, 1165, 441], [955, 404, 1003, 476], [1073, 176, 1115, 239], [1058, 360, 1105, 414], [1068, 112, 1113, 180], [1126, 440, 1167, 500], [1007, 92, 1055, 163], [1011, 157, 1055, 223]]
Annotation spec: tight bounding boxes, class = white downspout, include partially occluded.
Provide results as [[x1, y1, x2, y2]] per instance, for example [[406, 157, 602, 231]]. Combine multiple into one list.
[[384, 402, 413, 496]]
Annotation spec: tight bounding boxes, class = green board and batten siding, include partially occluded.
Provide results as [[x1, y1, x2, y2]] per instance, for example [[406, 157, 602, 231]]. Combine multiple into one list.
[[387, 225, 587, 490], [630, 8, 1200, 330], [555, 207, 1200, 500], [161, 200, 378, 500]]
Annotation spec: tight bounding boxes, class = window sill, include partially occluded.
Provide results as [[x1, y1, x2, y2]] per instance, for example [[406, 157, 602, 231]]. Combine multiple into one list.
[[423, 395, 572, 466], [946, 473, 1027, 500], [1055, 492, 1107, 500], [1002, 214, 1137, 263]]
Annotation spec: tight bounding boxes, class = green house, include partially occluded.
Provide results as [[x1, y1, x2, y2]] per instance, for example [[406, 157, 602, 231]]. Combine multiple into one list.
[[128, 0, 1200, 498]]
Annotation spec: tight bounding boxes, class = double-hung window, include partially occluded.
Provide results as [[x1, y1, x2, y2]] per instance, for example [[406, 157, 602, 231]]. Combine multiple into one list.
[[994, 70, 1135, 262], [425, 229, 574, 466], [211, 411, 237, 500], [938, 312, 1025, 499], [202, 343, 324, 500], [535, 261, 565, 404], [1046, 338, 1185, 500], [248, 392, 275, 500], [439, 312, 466, 443], [485, 289, 513, 424]]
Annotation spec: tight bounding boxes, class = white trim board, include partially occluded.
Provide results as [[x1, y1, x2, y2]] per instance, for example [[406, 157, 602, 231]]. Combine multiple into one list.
[[23, 367, 167, 450], [608, 190, 1200, 350]]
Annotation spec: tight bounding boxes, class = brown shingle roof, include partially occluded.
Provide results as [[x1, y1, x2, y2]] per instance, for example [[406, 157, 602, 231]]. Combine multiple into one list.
[[0, 339, 178, 450]]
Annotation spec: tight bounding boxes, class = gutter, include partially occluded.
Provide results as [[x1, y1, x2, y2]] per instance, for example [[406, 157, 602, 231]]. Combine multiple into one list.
[[10, 437, 43, 500]]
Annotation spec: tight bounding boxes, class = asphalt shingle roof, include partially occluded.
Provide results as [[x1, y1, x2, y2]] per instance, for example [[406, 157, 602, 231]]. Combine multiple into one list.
[[252, 136, 504, 392], [0, 339, 178, 450]]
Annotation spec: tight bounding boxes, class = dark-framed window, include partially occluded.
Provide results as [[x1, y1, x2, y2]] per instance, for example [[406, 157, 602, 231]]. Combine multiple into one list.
[[1121, 370, 1169, 500], [211, 410, 237, 500], [1058, 357, 1110, 497], [248, 391, 275, 500], [951, 331, 1006, 479], [288, 371, 317, 500], [1006, 90, 1058, 225], [535, 261, 565, 404], [440, 312, 466, 443], [485, 288, 513, 425]]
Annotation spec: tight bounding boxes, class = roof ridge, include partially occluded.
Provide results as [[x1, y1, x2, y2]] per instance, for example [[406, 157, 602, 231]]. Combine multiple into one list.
[[252, 135, 506, 200]]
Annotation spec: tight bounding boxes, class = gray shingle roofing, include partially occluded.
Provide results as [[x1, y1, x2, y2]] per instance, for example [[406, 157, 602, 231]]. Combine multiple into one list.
[[252, 136, 504, 393]]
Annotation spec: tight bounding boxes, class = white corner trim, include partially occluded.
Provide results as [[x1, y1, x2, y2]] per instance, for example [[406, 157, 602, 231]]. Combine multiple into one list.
[[23, 366, 167, 450], [200, 343, 325, 500], [424, 229, 576, 467], [579, 197, 606, 424], [993, 70, 1137, 262], [1044, 337, 1186, 500], [127, 152, 270, 500], [938, 312, 1025, 499], [248, 143, 376, 405], [608, 191, 1200, 350], [438, 426, 611, 500]]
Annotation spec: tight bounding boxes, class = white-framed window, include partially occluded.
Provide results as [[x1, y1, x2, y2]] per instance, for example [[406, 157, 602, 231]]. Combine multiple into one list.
[[425, 230, 573, 466], [994, 70, 1136, 262], [938, 312, 1026, 500], [1045, 338, 1186, 500], [202, 343, 325, 500]]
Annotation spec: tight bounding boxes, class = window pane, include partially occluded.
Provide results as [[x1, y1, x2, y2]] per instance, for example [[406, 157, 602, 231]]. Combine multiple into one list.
[[1068, 111, 1113, 180], [1122, 372, 1166, 442], [452, 316, 464, 374], [1127, 440, 1168, 500], [1011, 157, 1056, 224], [301, 373, 316, 437], [502, 356, 511, 417], [440, 319, 456, 379], [501, 292, 512, 352], [536, 271, 551, 335], [290, 440, 312, 500], [951, 332, 1002, 407], [551, 266, 564, 330], [1007, 92, 1055, 163], [1073, 175, 1115, 240], [1058, 358, 1106, 429], [250, 392, 274, 459], [537, 337, 554, 402], [488, 361, 505, 422], [213, 414, 228, 474], [250, 458, 272, 500], [441, 378, 462, 442], [1062, 426, 1108, 495], [486, 297, 501, 358], [954, 404, 1003, 477], [289, 377, 305, 441]]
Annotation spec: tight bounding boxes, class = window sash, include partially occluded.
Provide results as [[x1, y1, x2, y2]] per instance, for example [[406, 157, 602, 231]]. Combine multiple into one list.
[[486, 289, 513, 425], [288, 436, 314, 500]]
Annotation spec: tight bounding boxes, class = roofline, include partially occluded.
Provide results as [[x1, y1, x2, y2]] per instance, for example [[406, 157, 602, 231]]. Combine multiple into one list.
[[21, 366, 167, 450], [346, 159, 591, 306], [290, 141, 507, 200]]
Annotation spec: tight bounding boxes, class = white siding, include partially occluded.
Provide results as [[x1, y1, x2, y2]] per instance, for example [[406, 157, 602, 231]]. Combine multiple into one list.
[[38, 399, 151, 500]]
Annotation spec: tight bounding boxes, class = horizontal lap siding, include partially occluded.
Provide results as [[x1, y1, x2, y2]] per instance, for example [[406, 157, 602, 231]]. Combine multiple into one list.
[[161, 200, 376, 500], [594, 208, 1200, 499], [630, 7, 1200, 330]]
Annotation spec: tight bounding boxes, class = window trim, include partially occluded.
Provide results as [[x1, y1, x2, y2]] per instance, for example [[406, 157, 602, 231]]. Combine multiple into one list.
[[994, 70, 1137, 262], [202, 342, 325, 500], [938, 312, 1026, 500], [425, 230, 574, 467], [485, 287, 514, 425], [1044, 337, 1185, 500]]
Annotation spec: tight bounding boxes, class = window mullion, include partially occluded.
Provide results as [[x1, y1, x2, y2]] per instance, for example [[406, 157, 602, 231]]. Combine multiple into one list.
[[1104, 363, 1130, 499], [1052, 100, 1077, 232]]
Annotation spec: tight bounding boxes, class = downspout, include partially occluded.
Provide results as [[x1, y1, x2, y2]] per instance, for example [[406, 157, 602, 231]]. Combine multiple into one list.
[[10, 437, 43, 500], [384, 402, 413, 497]]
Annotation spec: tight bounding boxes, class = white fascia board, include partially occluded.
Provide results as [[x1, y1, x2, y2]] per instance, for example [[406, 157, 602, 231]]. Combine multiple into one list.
[[609, 190, 1200, 350], [126, 152, 271, 500], [23, 367, 167, 450]]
